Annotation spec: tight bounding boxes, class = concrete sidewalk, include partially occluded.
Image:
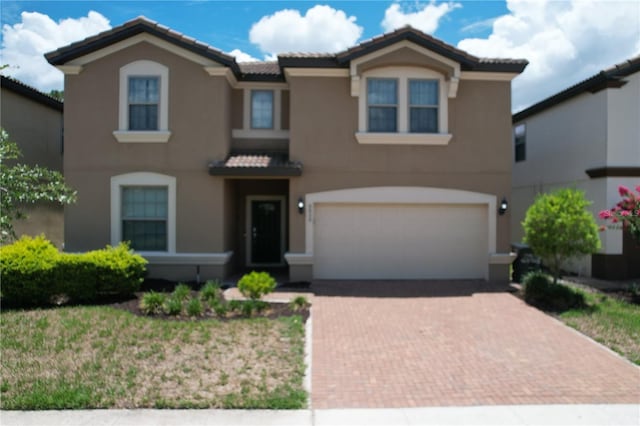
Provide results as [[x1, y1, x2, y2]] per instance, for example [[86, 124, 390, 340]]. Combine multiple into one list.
[[2, 404, 639, 426]]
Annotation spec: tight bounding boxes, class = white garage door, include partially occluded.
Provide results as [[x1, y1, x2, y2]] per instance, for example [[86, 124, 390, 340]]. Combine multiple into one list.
[[313, 203, 488, 279]]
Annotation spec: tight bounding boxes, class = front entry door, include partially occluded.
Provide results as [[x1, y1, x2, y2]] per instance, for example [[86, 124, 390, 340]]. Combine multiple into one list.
[[248, 197, 284, 265]]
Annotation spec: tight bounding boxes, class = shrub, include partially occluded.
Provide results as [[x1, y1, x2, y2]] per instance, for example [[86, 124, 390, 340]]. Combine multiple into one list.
[[0, 235, 60, 306], [289, 296, 310, 312], [172, 283, 191, 302], [200, 280, 221, 304], [523, 271, 585, 311], [523, 188, 600, 283], [186, 298, 203, 317], [55, 253, 97, 303], [211, 300, 228, 317], [228, 299, 242, 312], [237, 271, 276, 301], [139, 291, 167, 315], [164, 296, 183, 316], [85, 243, 147, 297]]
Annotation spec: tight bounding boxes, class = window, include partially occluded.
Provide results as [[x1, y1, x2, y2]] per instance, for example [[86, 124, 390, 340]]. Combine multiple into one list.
[[114, 60, 170, 143], [251, 90, 274, 129], [111, 172, 176, 252], [122, 187, 168, 251], [514, 124, 526, 162], [409, 80, 438, 133], [367, 78, 397, 132], [356, 67, 452, 145], [128, 77, 159, 130]]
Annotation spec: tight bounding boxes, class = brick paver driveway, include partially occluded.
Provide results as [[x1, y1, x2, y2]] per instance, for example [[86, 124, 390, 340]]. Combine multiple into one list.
[[310, 280, 640, 409]]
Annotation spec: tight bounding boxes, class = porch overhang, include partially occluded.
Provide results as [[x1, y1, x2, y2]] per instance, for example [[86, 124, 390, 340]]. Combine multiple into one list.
[[209, 153, 303, 177]]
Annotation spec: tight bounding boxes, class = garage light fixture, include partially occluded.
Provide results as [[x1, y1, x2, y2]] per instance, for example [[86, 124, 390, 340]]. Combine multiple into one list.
[[297, 197, 305, 214], [499, 197, 508, 215]]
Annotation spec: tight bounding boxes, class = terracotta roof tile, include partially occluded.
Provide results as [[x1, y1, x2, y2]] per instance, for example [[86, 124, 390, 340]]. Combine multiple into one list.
[[209, 153, 303, 176]]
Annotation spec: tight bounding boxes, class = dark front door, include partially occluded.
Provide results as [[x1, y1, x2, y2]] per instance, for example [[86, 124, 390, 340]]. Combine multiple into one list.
[[250, 199, 282, 264]]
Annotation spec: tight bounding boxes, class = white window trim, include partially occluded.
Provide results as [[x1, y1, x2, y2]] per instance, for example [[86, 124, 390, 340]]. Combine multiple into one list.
[[114, 60, 171, 143], [356, 67, 452, 146], [233, 86, 289, 139], [111, 172, 176, 254]]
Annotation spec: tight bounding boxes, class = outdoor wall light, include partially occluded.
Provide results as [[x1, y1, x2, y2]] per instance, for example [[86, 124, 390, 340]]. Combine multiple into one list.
[[297, 197, 305, 214], [499, 197, 508, 215]]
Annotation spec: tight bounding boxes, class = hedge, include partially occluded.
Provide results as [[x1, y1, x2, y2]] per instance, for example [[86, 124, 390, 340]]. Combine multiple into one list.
[[0, 235, 147, 307]]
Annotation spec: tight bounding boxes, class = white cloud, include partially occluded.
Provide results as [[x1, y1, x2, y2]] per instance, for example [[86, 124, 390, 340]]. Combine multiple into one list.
[[1, 11, 111, 92], [249, 5, 362, 55], [381, 1, 461, 34], [457, 0, 640, 112], [228, 48, 258, 63]]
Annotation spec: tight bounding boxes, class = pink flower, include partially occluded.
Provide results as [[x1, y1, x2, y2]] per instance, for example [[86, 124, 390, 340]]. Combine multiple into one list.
[[619, 185, 630, 197], [636, 185, 640, 193], [599, 210, 612, 219], [620, 210, 631, 217]]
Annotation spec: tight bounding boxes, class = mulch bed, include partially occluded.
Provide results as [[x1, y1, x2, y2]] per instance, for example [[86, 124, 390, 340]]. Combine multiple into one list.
[[109, 293, 310, 323]]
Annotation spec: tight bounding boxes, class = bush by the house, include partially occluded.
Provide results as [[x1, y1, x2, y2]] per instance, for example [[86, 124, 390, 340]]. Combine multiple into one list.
[[0, 236, 147, 307], [84, 243, 147, 297], [237, 271, 276, 301], [139, 291, 166, 315], [0, 235, 60, 306], [523, 271, 585, 312]]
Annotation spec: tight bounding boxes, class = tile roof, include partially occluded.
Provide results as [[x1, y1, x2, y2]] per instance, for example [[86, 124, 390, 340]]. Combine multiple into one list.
[[209, 153, 303, 176], [0, 75, 63, 111], [45, 16, 240, 73], [513, 55, 640, 122], [46, 17, 527, 81]]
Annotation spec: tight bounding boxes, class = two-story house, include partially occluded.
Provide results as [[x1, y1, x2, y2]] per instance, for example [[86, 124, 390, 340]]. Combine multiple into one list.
[[512, 56, 640, 280], [46, 17, 527, 283], [0, 76, 65, 248]]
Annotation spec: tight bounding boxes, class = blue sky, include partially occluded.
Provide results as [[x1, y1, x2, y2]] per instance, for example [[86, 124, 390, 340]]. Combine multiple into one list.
[[2, 1, 639, 111]]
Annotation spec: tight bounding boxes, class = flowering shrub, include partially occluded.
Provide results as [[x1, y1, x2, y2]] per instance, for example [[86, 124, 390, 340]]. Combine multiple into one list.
[[598, 185, 640, 242]]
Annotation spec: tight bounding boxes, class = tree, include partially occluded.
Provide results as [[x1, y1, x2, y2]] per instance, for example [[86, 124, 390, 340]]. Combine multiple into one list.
[[598, 185, 640, 243], [523, 188, 600, 283], [0, 128, 76, 242], [48, 90, 64, 101]]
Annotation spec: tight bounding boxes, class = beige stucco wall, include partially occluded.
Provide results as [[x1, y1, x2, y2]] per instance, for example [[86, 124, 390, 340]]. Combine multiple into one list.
[[63, 41, 231, 254], [288, 76, 514, 255], [1, 84, 64, 247]]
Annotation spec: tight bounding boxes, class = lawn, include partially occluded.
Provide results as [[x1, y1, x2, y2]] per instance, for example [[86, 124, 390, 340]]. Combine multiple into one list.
[[557, 288, 640, 365], [0, 306, 307, 409]]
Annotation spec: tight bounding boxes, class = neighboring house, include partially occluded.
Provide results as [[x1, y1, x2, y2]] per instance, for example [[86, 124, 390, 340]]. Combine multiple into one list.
[[45, 17, 527, 282], [0, 75, 65, 248], [512, 56, 640, 280]]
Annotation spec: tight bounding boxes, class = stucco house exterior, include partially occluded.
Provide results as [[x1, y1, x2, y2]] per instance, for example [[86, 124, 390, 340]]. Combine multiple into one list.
[[0, 76, 65, 248], [46, 17, 527, 283], [512, 56, 640, 280]]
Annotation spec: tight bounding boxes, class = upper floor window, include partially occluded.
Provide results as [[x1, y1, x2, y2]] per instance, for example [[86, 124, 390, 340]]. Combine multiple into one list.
[[356, 67, 452, 145], [514, 124, 526, 162], [409, 79, 438, 133], [367, 78, 397, 132], [114, 60, 171, 143], [128, 77, 159, 130], [251, 90, 274, 129]]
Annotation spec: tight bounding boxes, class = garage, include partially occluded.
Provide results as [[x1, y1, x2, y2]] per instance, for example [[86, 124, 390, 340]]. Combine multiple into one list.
[[313, 203, 488, 279], [309, 188, 493, 280]]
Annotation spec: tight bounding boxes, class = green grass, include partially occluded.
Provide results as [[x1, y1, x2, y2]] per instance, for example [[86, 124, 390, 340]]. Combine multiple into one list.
[[558, 289, 640, 365], [0, 306, 307, 409]]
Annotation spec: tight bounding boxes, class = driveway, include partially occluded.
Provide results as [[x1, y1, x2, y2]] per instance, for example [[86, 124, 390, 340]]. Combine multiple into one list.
[[309, 280, 640, 409]]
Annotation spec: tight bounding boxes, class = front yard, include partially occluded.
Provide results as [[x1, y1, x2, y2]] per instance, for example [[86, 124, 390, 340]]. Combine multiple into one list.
[[557, 286, 640, 365], [0, 306, 307, 409]]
